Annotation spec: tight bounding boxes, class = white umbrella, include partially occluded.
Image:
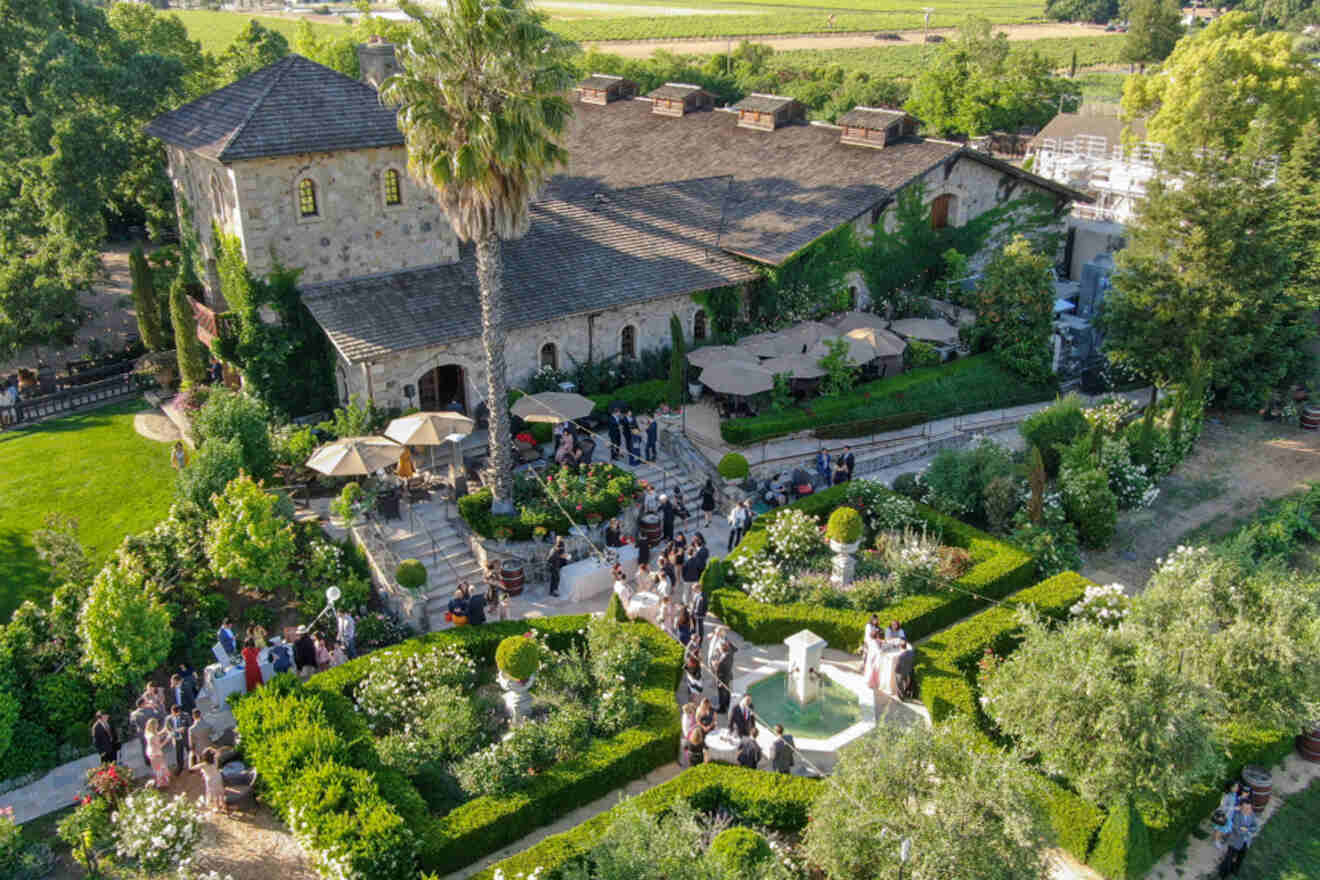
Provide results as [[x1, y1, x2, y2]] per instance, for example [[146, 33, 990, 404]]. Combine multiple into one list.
[[760, 355, 827, 379], [890, 318, 960, 345], [385, 411, 475, 470], [306, 436, 403, 476], [807, 335, 879, 365], [700, 361, 774, 396], [686, 345, 760, 368], [511, 391, 596, 423], [844, 327, 907, 358]]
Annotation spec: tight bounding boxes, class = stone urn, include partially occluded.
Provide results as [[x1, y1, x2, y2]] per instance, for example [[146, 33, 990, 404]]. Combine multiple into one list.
[[828, 539, 860, 587], [497, 669, 536, 725]]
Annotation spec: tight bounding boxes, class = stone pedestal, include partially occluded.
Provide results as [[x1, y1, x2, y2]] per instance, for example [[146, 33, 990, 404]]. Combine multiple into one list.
[[784, 630, 827, 706], [829, 539, 860, 587], [498, 671, 536, 725]]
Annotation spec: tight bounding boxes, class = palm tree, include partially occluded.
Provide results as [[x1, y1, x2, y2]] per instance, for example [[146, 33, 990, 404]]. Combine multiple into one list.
[[381, 0, 576, 515]]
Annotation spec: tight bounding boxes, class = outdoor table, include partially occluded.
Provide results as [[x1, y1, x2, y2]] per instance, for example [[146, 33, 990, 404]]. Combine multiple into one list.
[[204, 653, 277, 707], [704, 729, 741, 764], [873, 640, 904, 697], [627, 591, 660, 624], [559, 544, 638, 602]]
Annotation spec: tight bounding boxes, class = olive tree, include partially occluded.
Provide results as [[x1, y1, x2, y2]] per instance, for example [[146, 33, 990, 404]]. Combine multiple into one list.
[[77, 560, 173, 689]]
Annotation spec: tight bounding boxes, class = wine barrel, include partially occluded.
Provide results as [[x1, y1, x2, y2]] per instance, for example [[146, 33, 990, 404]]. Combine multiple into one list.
[[501, 560, 525, 597], [1241, 765, 1272, 810], [639, 514, 662, 544], [1299, 722, 1320, 762], [1301, 404, 1320, 430]]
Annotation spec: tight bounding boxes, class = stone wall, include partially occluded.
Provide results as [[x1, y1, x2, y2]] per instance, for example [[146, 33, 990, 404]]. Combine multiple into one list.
[[335, 290, 725, 410], [165, 144, 458, 302]]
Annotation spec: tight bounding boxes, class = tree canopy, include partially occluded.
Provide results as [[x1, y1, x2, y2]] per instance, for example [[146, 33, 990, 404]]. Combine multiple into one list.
[[965, 234, 1057, 384], [77, 559, 173, 689], [1120, 0, 1184, 69], [1044, 0, 1119, 22]]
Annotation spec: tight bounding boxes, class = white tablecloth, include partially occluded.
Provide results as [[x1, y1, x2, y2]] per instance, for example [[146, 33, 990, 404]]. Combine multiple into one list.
[[204, 654, 277, 708], [705, 729, 741, 764], [560, 544, 639, 601], [627, 591, 660, 624], [867, 640, 904, 696]]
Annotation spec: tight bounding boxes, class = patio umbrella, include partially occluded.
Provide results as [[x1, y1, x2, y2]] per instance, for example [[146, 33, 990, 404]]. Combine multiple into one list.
[[760, 355, 827, 379], [807, 335, 879, 365], [306, 436, 403, 476], [844, 327, 907, 358], [736, 331, 791, 359], [700, 361, 773, 396], [386, 410, 476, 470], [686, 345, 760, 369], [780, 320, 834, 351], [890, 318, 960, 345], [511, 391, 596, 423], [830, 310, 889, 334]]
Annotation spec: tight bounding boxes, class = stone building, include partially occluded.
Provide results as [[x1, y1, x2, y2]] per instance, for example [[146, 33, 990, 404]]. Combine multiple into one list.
[[145, 49, 1087, 415]]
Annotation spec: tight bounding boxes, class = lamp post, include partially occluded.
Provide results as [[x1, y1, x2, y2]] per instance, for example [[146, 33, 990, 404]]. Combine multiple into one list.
[[326, 586, 341, 609]]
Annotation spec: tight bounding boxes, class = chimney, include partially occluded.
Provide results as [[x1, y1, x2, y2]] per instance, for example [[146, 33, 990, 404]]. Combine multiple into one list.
[[357, 37, 398, 90]]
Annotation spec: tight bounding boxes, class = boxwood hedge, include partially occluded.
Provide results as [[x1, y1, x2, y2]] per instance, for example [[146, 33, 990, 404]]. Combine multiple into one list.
[[235, 616, 684, 878], [709, 483, 1036, 651]]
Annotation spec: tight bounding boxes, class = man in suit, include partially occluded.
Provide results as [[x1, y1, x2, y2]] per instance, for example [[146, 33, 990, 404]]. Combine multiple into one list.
[[187, 709, 213, 767], [645, 412, 659, 461], [217, 619, 237, 658], [736, 734, 762, 770], [607, 409, 622, 461], [546, 538, 567, 598], [129, 697, 161, 763], [166, 704, 190, 772], [728, 695, 756, 737], [768, 724, 796, 774], [714, 636, 737, 714], [895, 640, 916, 699], [91, 711, 119, 764], [465, 583, 487, 625], [689, 581, 709, 642], [624, 408, 641, 465], [842, 445, 856, 481], [293, 626, 318, 678], [659, 494, 677, 541], [169, 673, 196, 715]]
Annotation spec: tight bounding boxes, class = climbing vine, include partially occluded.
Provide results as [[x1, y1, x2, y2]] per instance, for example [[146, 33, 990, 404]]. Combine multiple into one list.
[[690, 286, 742, 341], [752, 224, 859, 329]]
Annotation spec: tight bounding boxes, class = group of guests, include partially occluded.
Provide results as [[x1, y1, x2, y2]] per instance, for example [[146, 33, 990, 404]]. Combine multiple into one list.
[[1213, 781, 1261, 877], [0, 375, 26, 426], [862, 616, 916, 701], [814, 446, 857, 487], [680, 693, 795, 774], [218, 611, 359, 692], [445, 564, 517, 625], [552, 422, 597, 470], [606, 407, 659, 465], [128, 675, 230, 812]]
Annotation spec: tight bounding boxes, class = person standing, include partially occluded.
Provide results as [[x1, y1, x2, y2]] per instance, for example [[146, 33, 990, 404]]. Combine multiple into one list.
[[645, 412, 659, 462], [832, 458, 849, 486], [242, 639, 264, 691], [143, 719, 172, 789], [727, 502, 747, 552], [715, 637, 737, 715], [465, 584, 487, 625], [684, 725, 706, 767], [684, 631, 704, 697], [736, 734, 763, 770], [690, 581, 709, 642], [91, 711, 119, 764], [679, 702, 697, 766], [187, 709, 213, 768], [659, 494, 677, 541], [196, 748, 228, 815], [842, 445, 856, 481], [294, 627, 317, 678], [769, 724, 795, 774], [699, 479, 716, 528], [728, 695, 756, 737], [217, 619, 237, 658], [607, 408, 622, 461], [166, 705, 190, 773], [130, 697, 161, 764], [336, 610, 357, 659], [170, 673, 196, 715], [1218, 802, 1259, 877], [624, 409, 641, 466], [814, 448, 831, 487], [546, 538, 567, 598], [171, 441, 188, 471]]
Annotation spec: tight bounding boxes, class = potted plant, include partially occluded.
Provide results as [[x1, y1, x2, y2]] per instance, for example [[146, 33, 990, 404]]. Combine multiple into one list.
[[718, 453, 750, 488], [495, 635, 540, 691], [532, 526, 548, 543], [826, 506, 863, 587], [330, 481, 366, 526], [395, 559, 428, 593]]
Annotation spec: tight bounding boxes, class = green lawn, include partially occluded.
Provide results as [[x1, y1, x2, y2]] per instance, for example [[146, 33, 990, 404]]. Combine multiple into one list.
[[1238, 780, 1320, 879], [0, 399, 177, 622], [172, 9, 342, 54]]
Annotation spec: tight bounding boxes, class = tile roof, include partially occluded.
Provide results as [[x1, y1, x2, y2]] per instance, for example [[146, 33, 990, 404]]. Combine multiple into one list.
[[1029, 111, 1146, 150], [646, 83, 711, 101], [302, 177, 760, 363], [836, 106, 911, 129], [732, 94, 799, 114], [143, 55, 404, 162], [579, 74, 634, 90]]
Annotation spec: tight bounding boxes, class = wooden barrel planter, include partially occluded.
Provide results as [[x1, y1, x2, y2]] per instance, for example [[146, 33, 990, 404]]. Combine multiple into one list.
[[639, 513, 662, 544], [501, 560, 525, 597], [1299, 722, 1320, 762], [1301, 404, 1320, 430], [1241, 764, 1272, 810]]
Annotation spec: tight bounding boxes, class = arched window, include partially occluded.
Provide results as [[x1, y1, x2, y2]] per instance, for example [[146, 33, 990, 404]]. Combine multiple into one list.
[[384, 168, 402, 206], [540, 342, 558, 370], [298, 178, 319, 218], [620, 325, 636, 359], [693, 310, 708, 342]]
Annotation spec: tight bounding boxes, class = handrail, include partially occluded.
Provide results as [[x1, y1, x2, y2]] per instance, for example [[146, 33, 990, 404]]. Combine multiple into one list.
[[405, 500, 467, 588]]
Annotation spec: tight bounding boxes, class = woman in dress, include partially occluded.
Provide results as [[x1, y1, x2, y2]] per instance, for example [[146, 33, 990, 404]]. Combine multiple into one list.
[[699, 479, 716, 528], [612, 569, 634, 611], [313, 635, 331, 671], [196, 747, 228, 815], [684, 725, 706, 767], [659, 596, 678, 639], [143, 718, 172, 788], [242, 638, 264, 692], [676, 607, 693, 647], [605, 518, 623, 548], [884, 619, 906, 641], [248, 624, 267, 650], [679, 702, 697, 766], [863, 632, 887, 698], [684, 632, 704, 697], [329, 639, 349, 667], [695, 697, 717, 734]]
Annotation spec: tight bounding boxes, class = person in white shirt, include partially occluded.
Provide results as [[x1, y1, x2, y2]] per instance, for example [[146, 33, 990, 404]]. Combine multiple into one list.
[[336, 610, 357, 659], [884, 620, 906, 642]]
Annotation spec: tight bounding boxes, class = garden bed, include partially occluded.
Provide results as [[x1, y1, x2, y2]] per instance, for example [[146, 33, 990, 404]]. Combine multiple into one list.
[[458, 462, 640, 540], [233, 616, 684, 879]]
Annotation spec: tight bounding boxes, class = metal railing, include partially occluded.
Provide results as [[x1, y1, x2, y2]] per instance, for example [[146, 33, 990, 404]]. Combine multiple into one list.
[[1, 373, 139, 430]]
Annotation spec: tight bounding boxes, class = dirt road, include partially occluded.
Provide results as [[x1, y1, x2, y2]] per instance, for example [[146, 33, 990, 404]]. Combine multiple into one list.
[[584, 21, 1111, 57]]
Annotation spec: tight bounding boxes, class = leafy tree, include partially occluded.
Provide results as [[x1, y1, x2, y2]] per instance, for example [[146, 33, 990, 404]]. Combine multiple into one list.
[[982, 615, 1225, 805], [1121, 13, 1320, 158], [190, 389, 275, 480], [668, 313, 685, 409], [129, 247, 166, 351], [1120, 0, 1183, 70], [380, 0, 577, 516], [177, 436, 243, 513], [77, 560, 173, 689], [803, 721, 1053, 880], [292, 13, 416, 78], [1098, 148, 1312, 407], [169, 269, 208, 389], [205, 474, 298, 595], [1279, 120, 1320, 310], [32, 513, 93, 589], [1045, 0, 1119, 22], [965, 235, 1056, 384], [863, 182, 942, 310], [212, 20, 290, 86]]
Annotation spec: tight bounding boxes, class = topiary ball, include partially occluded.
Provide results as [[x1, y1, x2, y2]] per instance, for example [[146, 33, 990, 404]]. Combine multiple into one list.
[[718, 453, 750, 480], [340, 481, 364, 504], [395, 559, 428, 591], [707, 827, 774, 879], [495, 635, 540, 681], [892, 472, 924, 500], [826, 506, 863, 544]]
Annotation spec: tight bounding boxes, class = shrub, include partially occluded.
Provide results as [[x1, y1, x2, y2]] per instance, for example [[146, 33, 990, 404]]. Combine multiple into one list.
[[495, 636, 541, 681], [177, 435, 244, 511], [825, 507, 863, 544], [286, 761, 418, 880], [905, 339, 941, 368], [190, 388, 275, 480], [922, 437, 1015, 522], [395, 559, 428, 591], [983, 475, 1021, 534], [1020, 393, 1089, 476], [112, 788, 204, 875], [764, 508, 822, 559], [891, 472, 924, 500], [718, 453, 749, 479], [813, 411, 928, 439], [1087, 796, 1152, 880], [708, 827, 774, 878], [1061, 466, 1118, 548], [0, 809, 55, 880], [331, 481, 366, 523], [206, 474, 299, 594]]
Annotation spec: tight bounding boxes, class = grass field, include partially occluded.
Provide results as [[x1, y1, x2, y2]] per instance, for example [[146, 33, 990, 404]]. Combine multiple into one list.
[[0, 400, 177, 622], [173, 9, 340, 53], [1236, 781, 1320, 879]]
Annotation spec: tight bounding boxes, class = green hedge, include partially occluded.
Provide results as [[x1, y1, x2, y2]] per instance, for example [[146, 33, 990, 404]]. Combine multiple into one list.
[[587, 379, 671, 416], [473, 763, 823, 880], [457, 466, 637, 540], [237, 617, 685, 878], [720, 354, 1054, 445], [813, 411, 929, 440], [710, 483, 1036, 651]]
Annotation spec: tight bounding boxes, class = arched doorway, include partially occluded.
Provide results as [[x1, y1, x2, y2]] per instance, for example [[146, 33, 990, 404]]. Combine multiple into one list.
[[418, 364, 466, 413]]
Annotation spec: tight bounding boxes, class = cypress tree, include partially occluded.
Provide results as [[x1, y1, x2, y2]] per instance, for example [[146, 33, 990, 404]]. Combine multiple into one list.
[[170, 269, 208, 389], [668, 313, 685, 409], [129, 247, 166, 351]]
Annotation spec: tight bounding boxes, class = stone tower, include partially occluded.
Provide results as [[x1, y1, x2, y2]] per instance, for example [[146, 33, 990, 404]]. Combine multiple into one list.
[[358, 37, 399, 89]]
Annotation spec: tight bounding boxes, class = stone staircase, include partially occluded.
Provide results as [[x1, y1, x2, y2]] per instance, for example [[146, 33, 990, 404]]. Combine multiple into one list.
[[584, 429, 708, 518], [367, 502, 486, 632]]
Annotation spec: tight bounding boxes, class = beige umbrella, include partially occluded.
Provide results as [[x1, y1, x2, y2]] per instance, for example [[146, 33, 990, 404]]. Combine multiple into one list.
[[306, 436, 403, 476], [844, 327, 907, 358], [829, 310, 890, 334], [386, 411, 475, 471], [890, 318, 960, 345], [700, 361, 773, 396], [686, 345, 760, 369], [807, 335, 879, 365], [511, 391, 596, 423], [760, 355, 827, 379], [736, 331, 790, 359]]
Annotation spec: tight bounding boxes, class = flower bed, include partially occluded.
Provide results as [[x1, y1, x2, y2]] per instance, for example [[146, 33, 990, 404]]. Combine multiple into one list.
[[708, 482, 1035, 651], [233, 616, 684, 879], [458, 463, 639, 540]]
